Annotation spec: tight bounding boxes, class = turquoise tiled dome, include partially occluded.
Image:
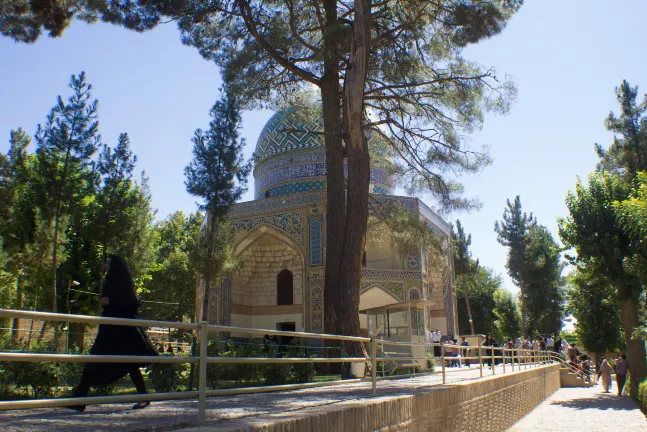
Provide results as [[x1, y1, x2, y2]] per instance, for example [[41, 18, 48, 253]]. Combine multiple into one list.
[[254, 111, 323, 165], [253, 109, 395, 200]]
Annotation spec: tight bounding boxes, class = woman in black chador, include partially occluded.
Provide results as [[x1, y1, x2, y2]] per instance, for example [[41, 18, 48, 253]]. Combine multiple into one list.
[[69, 254, 158, 412]]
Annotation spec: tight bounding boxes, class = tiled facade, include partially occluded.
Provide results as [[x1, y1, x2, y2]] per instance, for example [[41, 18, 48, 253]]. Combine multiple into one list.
[[201, 107, 457, 336]]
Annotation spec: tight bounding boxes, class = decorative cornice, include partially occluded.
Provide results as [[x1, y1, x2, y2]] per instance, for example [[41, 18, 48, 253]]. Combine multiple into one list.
[[362, 269, 423, 280]]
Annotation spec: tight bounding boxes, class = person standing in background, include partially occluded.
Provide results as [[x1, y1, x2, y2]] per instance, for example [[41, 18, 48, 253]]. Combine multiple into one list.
[[615, 354, 628, 396]]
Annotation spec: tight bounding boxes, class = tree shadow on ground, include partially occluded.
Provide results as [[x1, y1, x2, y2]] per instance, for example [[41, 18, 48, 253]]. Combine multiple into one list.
[[551, 393, 638, 411]]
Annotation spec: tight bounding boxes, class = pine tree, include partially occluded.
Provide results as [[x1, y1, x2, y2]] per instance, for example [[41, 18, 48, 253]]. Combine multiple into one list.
[[523, 224, 564, 336], [94, 133, 138, 261], [4, 0, 523, 348], [494, 196, 534, 338], [595, 80, 647, 177], [492, 289, 521, 342], [185, 88, 250, 322], [452, 220, 479, 335], [34, 72, 100, 312]]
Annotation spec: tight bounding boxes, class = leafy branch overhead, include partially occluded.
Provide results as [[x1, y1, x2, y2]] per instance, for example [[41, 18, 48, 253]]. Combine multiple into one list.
[[3, 0, 521, 211]]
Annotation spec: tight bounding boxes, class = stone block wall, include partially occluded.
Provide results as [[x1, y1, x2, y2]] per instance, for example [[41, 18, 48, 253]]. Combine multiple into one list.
[[231, 242, 303, 307], [210, 364, 560, 432]]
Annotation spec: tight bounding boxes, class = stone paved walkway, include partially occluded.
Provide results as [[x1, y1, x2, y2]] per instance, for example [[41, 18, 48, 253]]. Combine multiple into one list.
[[1, 364, 510, 431], [508, 380, 647, 431]]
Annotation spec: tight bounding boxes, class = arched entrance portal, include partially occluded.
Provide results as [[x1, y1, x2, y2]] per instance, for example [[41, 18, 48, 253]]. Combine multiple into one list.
[[229, 226, 304, 336]]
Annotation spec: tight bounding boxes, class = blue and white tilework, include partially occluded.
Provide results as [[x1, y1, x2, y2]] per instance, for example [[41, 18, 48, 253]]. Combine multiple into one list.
[[254, 111, 324, 164], [309, 214, 323, 266], [360, 281, 405, 302], [361, 269, 422, 280], [231, 211, 305, 248]]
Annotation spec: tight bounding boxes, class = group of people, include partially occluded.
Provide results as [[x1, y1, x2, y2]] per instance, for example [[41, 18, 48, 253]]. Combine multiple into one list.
[[598, 354, 629, 396]]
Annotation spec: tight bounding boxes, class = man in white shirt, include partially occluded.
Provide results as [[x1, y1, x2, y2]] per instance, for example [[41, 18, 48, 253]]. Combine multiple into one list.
[[546, 335, 554, 350], [431, 329, 441, 357]]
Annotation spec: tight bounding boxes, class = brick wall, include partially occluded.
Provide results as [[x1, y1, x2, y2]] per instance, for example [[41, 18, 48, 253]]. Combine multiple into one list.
[[208, 364, 560, 432]]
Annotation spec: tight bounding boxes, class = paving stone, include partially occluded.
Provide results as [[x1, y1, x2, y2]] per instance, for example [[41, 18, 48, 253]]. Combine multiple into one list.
[[0, 365, 500, 431], [507, 380, 647, 432]]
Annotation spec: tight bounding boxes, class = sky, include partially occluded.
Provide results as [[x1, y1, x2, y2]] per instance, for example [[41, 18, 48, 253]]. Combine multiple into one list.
[[0, 0, 646, 295]]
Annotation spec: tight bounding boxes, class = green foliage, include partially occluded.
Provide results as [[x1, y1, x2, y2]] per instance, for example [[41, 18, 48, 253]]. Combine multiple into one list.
[[367, 199, 443, 257], [185, 88, 250, 321], [566, 268, 623, 355], [595, 80, 647, 177], [492, 289, 521, 341], [456, 266, 501, 335], [638, 379, 647, 413], [2, 360, 66, 399], [524, 224, 565, 335], [149, 355, 187, 393], [496, 196, 565, 336], [141, 211, 203, 322], [559, 172, 637, 299]]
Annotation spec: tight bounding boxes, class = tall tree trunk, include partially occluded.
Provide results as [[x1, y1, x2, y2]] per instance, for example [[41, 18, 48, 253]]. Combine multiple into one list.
[[11, 273, 24, 343], [619, 296, 647, 398], [518, 275, 527, 338], [321, 0, 345, 337], [336, 0, 372, 374], [201, 212, 218, 322], [463, 274, 475, 335]]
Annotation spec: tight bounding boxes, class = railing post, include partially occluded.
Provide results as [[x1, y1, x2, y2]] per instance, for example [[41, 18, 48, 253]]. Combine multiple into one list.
[[502, 348, 506, 373], [491, 347, 495, 375], [478, 338, 483, 378], [440, 342, 446, 384], [198, 321, 208, 424], [371, 336, 377, 396]]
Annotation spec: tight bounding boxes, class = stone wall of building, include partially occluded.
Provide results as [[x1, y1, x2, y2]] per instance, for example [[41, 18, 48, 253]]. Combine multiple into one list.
[[208, 364, 561, 432], [231, 240, 303, 307]]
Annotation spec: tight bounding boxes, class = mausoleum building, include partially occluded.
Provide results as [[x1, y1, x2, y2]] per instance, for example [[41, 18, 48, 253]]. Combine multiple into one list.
[[196, 109, 459, 338]]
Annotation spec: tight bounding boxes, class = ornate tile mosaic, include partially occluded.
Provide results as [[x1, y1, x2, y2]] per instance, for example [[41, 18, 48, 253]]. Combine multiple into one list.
[[231, 211, 305, 248], [207, 286, 220, 324], [254, 148, 326, 177], [406, 253, 420, 270], [256, 162, 327, 193], [255, 162, 393, 197], [230, 192, 322, 218], [362, 269, 422, 280], [223, 275, 231, 326], [408, 287, 421, 301], [254, 111, 324, 164], [309, 214, 323, 266], [360, 280, 405, 302], [370, 194, 418, 211], [255, 180, 326, 200], [310, 278, 324, 332]]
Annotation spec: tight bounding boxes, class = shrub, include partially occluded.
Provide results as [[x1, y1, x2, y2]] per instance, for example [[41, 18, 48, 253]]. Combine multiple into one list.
[[262, 342, 292, 386], [149, 355, 187, 392], [3, 360, 66, 399], [288, 339, 315, 383], [636, 378, 647, 411]]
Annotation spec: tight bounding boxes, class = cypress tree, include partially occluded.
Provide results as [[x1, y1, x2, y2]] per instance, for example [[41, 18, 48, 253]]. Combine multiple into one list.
[[185, 88, 251, 322]]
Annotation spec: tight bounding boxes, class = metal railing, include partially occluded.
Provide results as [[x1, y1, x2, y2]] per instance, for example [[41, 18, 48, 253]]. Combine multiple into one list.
[[0, 309, 557, 425]]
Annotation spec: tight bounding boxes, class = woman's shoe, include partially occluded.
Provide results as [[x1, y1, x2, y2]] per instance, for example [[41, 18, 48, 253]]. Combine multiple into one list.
[[132, 401, 150, 410], [66, 404, 86, 413]]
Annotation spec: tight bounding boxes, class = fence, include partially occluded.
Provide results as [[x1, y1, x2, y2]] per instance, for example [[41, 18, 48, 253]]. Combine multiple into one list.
[[0, 308, 560, 425]]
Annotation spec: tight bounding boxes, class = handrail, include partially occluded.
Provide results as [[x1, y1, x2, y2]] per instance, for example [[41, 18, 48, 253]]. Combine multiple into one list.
[[0, 308, 559, 425], [546, 351, 596, 383]]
